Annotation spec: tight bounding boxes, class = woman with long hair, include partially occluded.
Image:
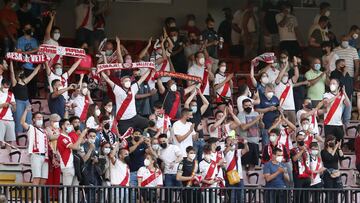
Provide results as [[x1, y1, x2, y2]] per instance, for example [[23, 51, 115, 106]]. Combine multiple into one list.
[[86, 104, 101, 130]]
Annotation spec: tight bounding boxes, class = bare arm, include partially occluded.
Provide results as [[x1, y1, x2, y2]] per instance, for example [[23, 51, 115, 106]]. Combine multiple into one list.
[[354, 59, 360, 81], [240, 114, 262, 131], [214, 74, 233, 90], [157, 78, 166, 94], [44, 12, 55, 42], [67, 58, 82, 76], [24, 64, 41, 84], [138, 37, 152, 60], [68, 129, 87, 150], [137, 69, 150, 86], [184, 90, 196, 109], [250, 63, 258, 87], [184, 84, 196, 95], [45, 62, 51, 76], [116, 37, 123, 63], [100, 71, 115, 88], [198, 90, 209, 115], [209, 111, 227, 132], [9, 61, 17, 87], [20, 105, 31, 131], [175, 125, 194, 143], [81, 144, 95, 162]]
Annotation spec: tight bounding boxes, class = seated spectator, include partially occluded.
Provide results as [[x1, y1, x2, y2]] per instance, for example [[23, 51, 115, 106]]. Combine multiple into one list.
[[321, 41, 339, 72], [308, 16, 329, 59]]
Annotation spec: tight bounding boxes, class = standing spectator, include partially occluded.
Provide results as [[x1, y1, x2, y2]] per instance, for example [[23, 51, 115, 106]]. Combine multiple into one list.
[[309, 142, 325, 203], [16, 23, 38, 99], [180, 14, 201, 37], [236, 84, 259, 112], [296, 98, 324, 137], [214, 61, 233, 110], [85, 104, 101, 130], [299, 118, 324, 147], [184, 31, 201, 62], [0, 79, 16, 156], [262, 128, 289, 164], [134, 69, 157, 118], [330, 59, 354, 129], [347, 25, 360, 48], [20, 107, 48, 201], [238, 99, 262, 171], [242, 1, 260, 59], [9, 60, 40, 135], [262, 1, 280, 51], [275, 2, 302, 57], [202, 15, 219, 59], [263, 147, 289, 203], [322, 41, 339, 72], [217, 8, 232, 44], [334, 35, 360, 79], [0, 0, 19, 56], [16, 0, 36, 32], [305, 58, 328, 107], [323, 78, 351, 141], [43, 11, 61, 61], [99, 116, 117, 145], [71, 79, 94, 124], [312, 2, 331, 26], [308, 16, 329, 59], [48, 81, 76, 119], [75, 0, 94, 46], [231, 7, 243, 56], [169, 28, 188, 74], [321, 135, 344, 202], [93, 0, 111, 49], [172, 108, 197, 157]]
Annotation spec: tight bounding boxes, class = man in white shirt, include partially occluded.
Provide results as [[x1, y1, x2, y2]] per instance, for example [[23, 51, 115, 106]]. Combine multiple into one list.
[[71, 81, 94, 123], [275, 2, 301, 57], [323, 78, 351, 141], [334, 35, 360, 79], [172, 108, 197, 157], [75, 0, 94, 46]]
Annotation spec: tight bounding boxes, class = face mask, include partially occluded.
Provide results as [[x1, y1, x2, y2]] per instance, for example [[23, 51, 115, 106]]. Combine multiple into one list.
[[198, 57, 205, 65], [188, 20, 195, 27], [305, 103, 313, 110], [144, 159, 151, 166], [73, 125, 80, 131], [191, 106, 197, 113], [133, 136, 140, 142], [103, 147, 111, 155], [219, 66, 226, 73], [124, 156, 131, 164], [170, 84, 177, 92], [269, 135, 277, 143], [35, 120, 43, 128], [105, 50, 113, 56], [311, 150, 319, 156], [188, 153, 196, 161], [204, 154, 211, 161], [266, 92, 274, 99], [281, 76, 288, 84], [125, 58, 132, 64], [325, 10, 330, 17], [215, 146, 221, 152], [169, 22, 176, 28], [280, 57, 288, 63], [152, 144, 160, 151], [65, 126, 73, 133], [244, 107, 252, 114], [261, 76, 269, 84], [2, 88, 9, 93], [341, 41, 349, 48], [105, 106, 113, 113], [328, 142, 335, 148], [353, 33, 359, 40], [124, 81, 131, 89], [104, 123, 110, 130], [53, 33, 60, 41], [55, 67, 62, 76], [171, 36, 178, 42], [276, 156, 283, 163], [81, 88, 88, 95], [297, 140, 305, 147], [88, 138, 96, 144], [302, 124, 310, 131], [285, 8, 291, 13], [231, 145, 236, 151], [95, 109, 101, 117], [53, 122, 59, 129], [190, 39, 196, 44], [24, 29, 32, 35], [330, 84, 338, 92], [314, 63, 321, 71], [160, 143, 167, 149], [322, 49, 328, 55]]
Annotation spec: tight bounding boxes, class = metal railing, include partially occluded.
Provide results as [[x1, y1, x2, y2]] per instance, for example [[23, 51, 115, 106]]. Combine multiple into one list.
[[0, 184, 360, 203]]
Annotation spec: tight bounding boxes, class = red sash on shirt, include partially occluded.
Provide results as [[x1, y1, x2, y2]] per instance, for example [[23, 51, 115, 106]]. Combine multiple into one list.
[[202, 161, 217, 188], [140, 169, 162, 187], [33, 127, 39, 153], [279, 84, 291, 105], [111, 90, 133, 134], [119, 166, 130, 186], [277, 128, 290, 150], [80, 5, 90, 28], [60, 75, 66, 86], [168, 92, 180, 120], [216, 82, 230, 103], [312, 157, 321, 179], [324, 93, 343, 125], [163, 115, 169, 133], [227, 151, 237, 171], [79, 96, 90, 122], [49, 54, 61, 67], [160, 59, 168, 72], [0, 92, 13, 120], [200, 69, 209, 94]]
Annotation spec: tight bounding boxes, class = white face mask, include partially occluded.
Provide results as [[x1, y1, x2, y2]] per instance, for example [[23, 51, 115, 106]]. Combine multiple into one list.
[[124, 81, 131, 89], [171, 36, 178, 42], [266, 92, 274, 99], [170, 84, 177, 92], [144, 159, 151, 166], [88, 138, 96, 144], [65, 125, 73, 133], [330, 84, 338, 92], [2, 88, 9, 93], [188, 153, 196, 161], [53, 122, 59, 129], [103, 147, 111, 155], [269, 135, 277, 143], [35, 119, 43, 128], [302, 123, 310, 131], [81, 88, 88, 95], [198, 57, 205, 65], [191, 106, 197, 113], [280, 58, 288, 63], [219, 66, 226, 73], [341, 41, 349, 48], [152, 144, 160, 151], [95, 109, 101, 117], [169, 22, 176, 28], [105, 50, 113, 56], [261, 76, 269, 84], [276, 156, 283, 163], [188, 20, 195, 27], [324, 10, 330, 17], [311, 150, 319, 156], [353, 33, 359, 40], [281, 76, 289, 83], [204, 154, 212, 161], [55, 67, 62, 76], [53, 33, 60, 41]]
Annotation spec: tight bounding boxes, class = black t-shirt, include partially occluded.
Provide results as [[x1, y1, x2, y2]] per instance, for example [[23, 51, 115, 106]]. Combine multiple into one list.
[[177, 158, 196, 186], [127, 138, 148, 172], [330, 69, 353, 98], [163, 89, 185, 120], [321, 149, 342, 170]]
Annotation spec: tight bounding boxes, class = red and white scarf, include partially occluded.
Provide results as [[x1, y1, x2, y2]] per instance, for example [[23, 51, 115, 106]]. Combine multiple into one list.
[[6, 52, 50, 64]]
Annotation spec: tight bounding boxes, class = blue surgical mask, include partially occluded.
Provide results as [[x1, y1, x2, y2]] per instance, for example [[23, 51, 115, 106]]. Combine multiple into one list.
[[314, 64, 321, 71]]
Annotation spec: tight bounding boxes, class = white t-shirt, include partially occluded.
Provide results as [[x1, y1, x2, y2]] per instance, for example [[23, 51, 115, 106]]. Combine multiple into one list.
[[296, 109, 319, 135], [75, 3, 94, 31], [43, 39, 62, 65], [266, 67, 280, 84], [48, 72, 69, 100], [224, 149, 243, 179], [278, 126, 293, 150], [275, 80, 295, 110], [323, 92, 345, 126], [334, 46, 359, 77], [137, 167, 163, 187], [231, 9, 243, 45], [310, 156, 323, 186], [71, 94, 86, 118], [208, 123, 231, 140], [27, 125, 47, 154], [215, 73, 231, 98], [155, 54, 171, 83], [172, 120, 195, 157], [0, 90, 15, 121], [322, 52, 339, 72], [236, 95, 252, 112], [188, 64, 210, 96], [276, 13, 298, 41], [199, 160, 223, 187], [110, 159, 130, 186], [159, 144, 182, 174], [113, 83, 139, 120], [86, 116, 99, 129]]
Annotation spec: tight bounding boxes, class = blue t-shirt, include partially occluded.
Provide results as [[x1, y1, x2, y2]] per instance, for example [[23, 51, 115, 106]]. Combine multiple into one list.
[[48, 93, 65, 119], [127, 140, 147, 172], [263, 161, 287, 188], [256, 94, 279, 129], [256, 83, 266, 96], [16, 36, 38, 70]]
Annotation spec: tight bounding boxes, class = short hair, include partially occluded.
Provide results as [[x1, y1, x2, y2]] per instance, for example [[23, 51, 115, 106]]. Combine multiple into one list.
[[100, 115, 110, 122], [51, 26, 61, 33], [214, 110, 224, 117], [195, 51, 204, 58], [318, 16, 329, 23], [69, 116, 80, 124], [238, 84, 249, 95], [319, 2, 331, 10], [32, 112, 42, 120], [300, 118, 309, 123], [242, 98, 252, 106], [59, 119, 69, 129], [279, 50, 289, 57], [158, 134, 167, 139], [168, 27, 179, 33], [205, 14, 214, 23], [310, 142, 319, 148], [350, 25, 359, 32], [217, 60, 226, 66], [1, 78, 10, 86], [265, 83, 275, 90], [88, 128, 97, 134], [165, 17, 176, 25], [51, 79, 60, 88], [321, 41, 332, 49], [153, 101, 163, 109], [186, 146, 196, 153], [181, 108, 192, 117], [203, 144, 212, 154], [272, 147, 282, 155], [335, 59, 345, 67], [296, 130, 306, 137], [269, 128, 280, 136]]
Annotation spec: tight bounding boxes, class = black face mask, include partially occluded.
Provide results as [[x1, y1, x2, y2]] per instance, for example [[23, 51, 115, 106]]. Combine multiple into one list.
[[148, 120, 156, 127], [215, 146, 221, 152], [244, 107, 252, 114], [298, 140, 305, 146], [238, 142, 245, 149], [133, 136, 140, 142], [124, 156, 131, 164], [73, 126, 80, 131], [24, 29, 32, 35], [328, 142, 335, 148], [208, 27, 214, 31], [160, 143, 167, 149], [84, 48, 89, 54], [190, 39, 196, 44], [322, 49, 328, 55], [135, 76, 141, 80], [104, 123, 110, 130], [305, 103, 313, 110], [339, 66, 346, 72]]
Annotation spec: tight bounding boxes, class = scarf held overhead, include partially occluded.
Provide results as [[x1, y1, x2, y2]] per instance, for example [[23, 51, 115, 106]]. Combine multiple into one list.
[[38, 44, 86, 58], [6, 52, 50, 64]]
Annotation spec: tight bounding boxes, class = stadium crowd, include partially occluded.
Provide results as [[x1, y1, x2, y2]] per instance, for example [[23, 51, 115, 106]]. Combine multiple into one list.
[[1, 0, 360, 203]]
